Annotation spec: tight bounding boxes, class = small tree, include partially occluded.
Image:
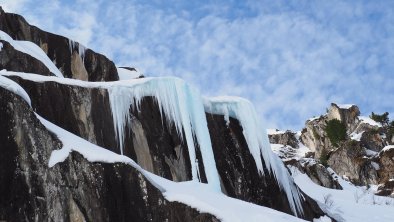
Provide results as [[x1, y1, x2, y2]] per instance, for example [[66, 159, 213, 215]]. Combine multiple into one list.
[[388, 120, 394, 143], [325, 119, 347, 147], [320, 149, 329, 167], [370, 112, 389, 126]]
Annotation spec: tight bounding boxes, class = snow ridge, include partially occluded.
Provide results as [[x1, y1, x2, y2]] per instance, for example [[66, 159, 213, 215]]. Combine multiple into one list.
[[0, 30, 64, 77], [204, 96, 303, 216], [0, 75, 31, 106], [108, 77, 221, 191]]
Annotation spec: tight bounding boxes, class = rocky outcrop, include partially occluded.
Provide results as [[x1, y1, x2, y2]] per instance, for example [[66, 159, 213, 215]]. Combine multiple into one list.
[[206, 114, 325, 220], [300, 115, 332, 159], [287, 159, 342, 190], [0, 40, 52, 75], [376, 180, 394, 197], [0, 7, 118, 81], [360, 130, 386, 152], [0, 87, 218, 222], [268, 130, 299, 148], [327, 141, 379, 185], [378, 148, 394, 184], [327, 103, 360, 133]]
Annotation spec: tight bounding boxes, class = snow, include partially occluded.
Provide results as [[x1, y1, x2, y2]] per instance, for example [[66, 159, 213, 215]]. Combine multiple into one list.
[[0, 30, 64, 77], [371, 162, 380, 171], [337, 104, 355, 109], [0, 75, 31, 105], [292, 167, 394, 222], [267, 129, 286, 135], [38, 113, 306, 222], [308, 116, 322, 122], [350, 131, 364, 141], [0, 42, 3, 51], [365, 149, 378, 157], [204, 96, 303, 216], [117, 67, 141, 80], [147, 172, 307, 222], [359, 116, 382, 127], [39, 115, 131, 167], [381, 145, 394, 152]]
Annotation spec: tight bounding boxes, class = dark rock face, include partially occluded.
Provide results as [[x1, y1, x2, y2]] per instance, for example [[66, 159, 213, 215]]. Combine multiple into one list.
[[8, 76, 196, 183], [268, 130, 299, 148], [378, 149, 394, 184], [360, 130, 386, 152], [376, 180, 394, 197], [0, 40, 52, 75], [206, 114, 325, 221], [0, 7, 118, 81], [0, 87, 218, 222]]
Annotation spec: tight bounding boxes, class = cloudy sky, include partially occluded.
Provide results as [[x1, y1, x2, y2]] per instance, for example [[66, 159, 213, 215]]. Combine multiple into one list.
[[2, 0, 394, 130]]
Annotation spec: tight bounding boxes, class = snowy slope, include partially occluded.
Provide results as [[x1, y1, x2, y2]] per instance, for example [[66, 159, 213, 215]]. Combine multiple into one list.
[[0, 31, 64, 77], [292, 167, 394, 222]]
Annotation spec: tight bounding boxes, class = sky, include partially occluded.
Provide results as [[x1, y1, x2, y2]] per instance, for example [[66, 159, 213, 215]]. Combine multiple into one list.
[[1, 0, 394, 130]]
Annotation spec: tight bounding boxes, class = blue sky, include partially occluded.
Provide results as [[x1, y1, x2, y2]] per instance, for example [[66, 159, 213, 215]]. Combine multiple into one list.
[[2, 0, 394, 130]]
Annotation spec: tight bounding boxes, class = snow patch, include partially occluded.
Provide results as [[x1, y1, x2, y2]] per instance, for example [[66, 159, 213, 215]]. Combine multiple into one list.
[[267, 129, 286, 135], [337, 104, 355, 109], [117, 67, 141, 80], [359, 116, 382, 127], [350, 131, 364, 141], [0, 75, 31, 106], [0, 30, 63, 77], [371, 162, 380, 170], [204, 96, 303, 216], [308, 116, 321, 122], [381, 145, 394, 152]]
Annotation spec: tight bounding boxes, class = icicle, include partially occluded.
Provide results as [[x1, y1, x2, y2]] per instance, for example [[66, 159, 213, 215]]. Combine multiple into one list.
[[204, 96, 303, 216], [108, 77, 221, 191], [68, 39, 86, 61]]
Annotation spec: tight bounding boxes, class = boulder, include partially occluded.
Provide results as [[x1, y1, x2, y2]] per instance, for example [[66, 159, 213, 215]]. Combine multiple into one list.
[[286, 159, 342, 190], [268, 130, 299, 148]]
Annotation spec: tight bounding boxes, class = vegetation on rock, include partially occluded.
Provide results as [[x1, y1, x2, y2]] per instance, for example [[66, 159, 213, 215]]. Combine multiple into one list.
[[370, 112, 389, 126], [324, 119, 346, 147]]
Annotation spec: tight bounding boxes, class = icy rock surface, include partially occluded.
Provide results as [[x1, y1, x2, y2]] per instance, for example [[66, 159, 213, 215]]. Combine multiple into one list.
[[108, 77, 221, 191], [204, 96, 303, 216]]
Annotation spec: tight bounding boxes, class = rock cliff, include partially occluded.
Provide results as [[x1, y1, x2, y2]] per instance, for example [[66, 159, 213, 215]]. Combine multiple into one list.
[[0, 7, 327, 222]]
